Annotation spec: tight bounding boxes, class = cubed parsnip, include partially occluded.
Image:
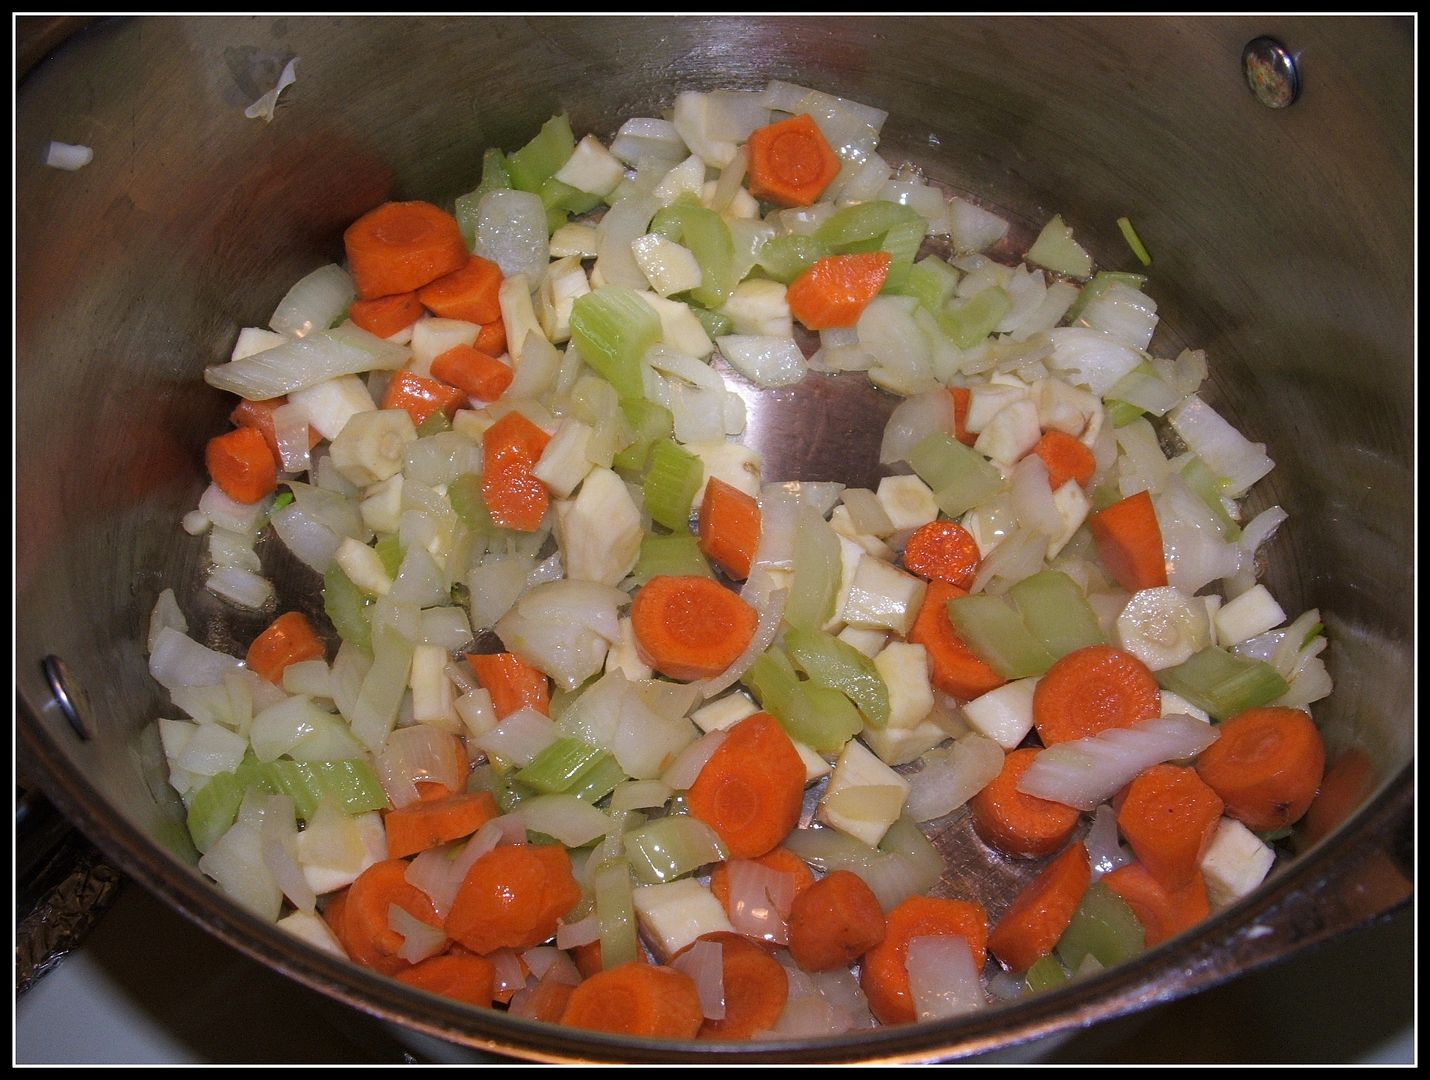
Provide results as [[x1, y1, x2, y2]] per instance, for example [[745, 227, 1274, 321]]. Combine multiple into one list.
[[231, 326, 287, 362], [633, 878, 736, 961], [720, 279, 793, 338], [605, 616, 655, 682], [876, 474, 940, 532], [556, 467, 643, 586], [498, 273, 547, 367], [873, 641, 934, 731], [829, 505, 895, 560], [1046, 479, 1091, 560], [689, 690, 760, 733], [687, 440, 762, 503], [836, 624, 889, 659], [409, 318, 481, 376], [1036, 376, 1104, 447], [450, 407, 497, 444], [329, 408, 416, 487], [536, 256, 591, 344], [533, 417, 596, 499], [702, 180, 760, 222], [1214, 584, 1287, 647], [817, 737, 911, 848], [839, 555, 927, 636], [549, 222, 600, 260], [454, 687, 499, 740], [1160, 688, 1211, 724], [631, 234, 704, 297], [1199, 817, 1276, 909], [409, 644, 457, 728], [296, 810, 387, 894], [965, 382, 1029, 434], [861, 717, 949, 767], [335, 537, 392, 596], [975, 398, 1042, 467], [359, 473, 404, 535], [824, 534, 872, 633], [637, 292, 715, 359], [288, 374, 377, 441], [553, 134, 627, 197], [276, 910, 347, 956], [961, 677, 1039, 749], [794, 740, 834, 783]]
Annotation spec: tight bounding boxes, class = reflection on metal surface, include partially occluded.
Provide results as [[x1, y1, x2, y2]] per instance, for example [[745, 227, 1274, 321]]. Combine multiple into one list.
[[1242, 36, 1302, 108]]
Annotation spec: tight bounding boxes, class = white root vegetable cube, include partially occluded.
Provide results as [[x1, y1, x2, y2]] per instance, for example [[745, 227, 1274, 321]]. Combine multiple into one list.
[[876, 474, 940, 532], [1199, 817, 1276, 909], [533, 417, 596, 499], [409, 644, 456, 727], [861, 718, 949, 768], [537, 256, 591, 345], [604, 616, 654, 682], [838, 555, 927, 636], [633, 878, 735, 961], [720, 279, 793, 338], [1036, 377, 1103, 446], [454, 687, 499, 739], [1214, 584, 1287, 647], [638, 292, 715, 359], [360, 473, 404, 535], [829, 505, 895, 560], [974, 398, 1042, 467], [288, 374, 377, 441], [690, 690, 760, 733], [794, 740, 834, 782], [873, 642, 934, 732], [410, 318, 481, 375], [818, 737, 911, 848], [837, 624, 889, 659], [549, 222, 600, 260], [553, 134, 626, 197], [631, 234, 704, 298], [298, 811, 387, 895], [555, 467, 643, 587], [688, 439, 762, 503], [1046, 480, 1090, 560], [1160, 689, 1211, 724], [328, 408, 417, 487], [654, 154, 709, 205], [961, 677, 1039, 750], [335, 537, 392, 596], [276, 910, 347, 958], [965, 383, 1028, 434]]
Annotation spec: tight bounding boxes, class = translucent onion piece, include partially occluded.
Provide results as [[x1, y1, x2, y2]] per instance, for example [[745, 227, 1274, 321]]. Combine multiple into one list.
[[513, 794, 611, 848], [904, 735, 1004, 823], [244, 57, 298, 121], [879, 388, 954, 466], [390, 904, 448, 964], [149, 626, 244, 691], [375, 724, 462, 809], [1084, 803, 1134, 881], [1168, 395, 1275, 498], [717, 334, 808, 388], [907, 934, 986, 1020], [147, 588, 188, 654], [270, 263, 354, 339], [1018, 715, 1221, 811], [204, 323, 409, 401], [522, 945, 582, 985], [45, 140, 93, 170], [260, 795, 316, 913], [473, 707, 559, 770], [404, 843, 467, 920], [556, 911, 602, 949], [672, 939, 726, 1020], [476, 188, 550, 284], [660, 729, 729, 790], [725, 857, 797, 945], [206, 565, 275, 610]]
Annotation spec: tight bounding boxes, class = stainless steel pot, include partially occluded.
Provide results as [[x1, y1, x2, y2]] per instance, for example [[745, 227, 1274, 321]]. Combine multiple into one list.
[[17, 15, 1413, 1063]]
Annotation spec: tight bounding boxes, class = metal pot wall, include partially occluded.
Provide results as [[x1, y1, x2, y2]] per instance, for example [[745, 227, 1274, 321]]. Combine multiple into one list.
[[16, 15, 1412, 1063]]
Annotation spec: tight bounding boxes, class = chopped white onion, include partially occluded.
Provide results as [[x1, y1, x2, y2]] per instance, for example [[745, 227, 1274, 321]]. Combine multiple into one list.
[[513, 794, 610, 848], [725, 857, 797, 946], [148, 626, 244, 691], [1167, 395, 1275, 498], [907, 934, 987, 1020], [672, 938, 726, 1020], [244, 57, 298, 121], [204, 323, 409, 401], [476, 188, 550, 285], [556, 911, 602, 949], [717, 334, 808, 388], [45, 140, 93, 170], [1084, 802, 1134, 881], [473, 707, 558, 770], [879, 388, 954, 465], [260, 795, 316, 913], [206, 565, 275, 610], [390, 904, 448, 964], [270, 263, 354, 339], [147, 588, 188, 654], [1018, 715, 1221, 811], [375, 724, 462, 809], [904, 735, 1004, 823]]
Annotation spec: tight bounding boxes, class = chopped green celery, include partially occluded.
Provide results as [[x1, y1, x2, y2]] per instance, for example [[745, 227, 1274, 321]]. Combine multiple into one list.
[[544, 205, 570, 235], [785, 626, 891, 728], [906, 432, 1005, 517], [939, 286, 1013, 349], [1105, 399, 1146, 428], [324, 562, 374, 651], [1117, 216, 1153, 267], [816, 200, 924, 254], [568, 754, 628, 804], [633, 533, 713, 585], [1008, 570, 1106, 660], [447, 473, 513, 543], [539, 176, 604, 217], [612, 398, 674, 474], [877, 813, 942, 870], [491, 767, 538, 815], [569, 286, 662, 401], [1155, 646, 1290, 722], [1026, 214, 1093, 278], [1301, 622, 1325, 649], [455, 148, 511, 248], [946, 593, 1057, 679], [1065, 270, 1149, 323], [506, 114, 576, 193], [689, 305, 733, 340], [1180, 456, 1242, 540], [647, 203, 691, 241], [1056, 882, 1146, 971], [593, 856, 640, 968], [883, 255, 960, 314], [185, 755, 388, 852], [415, 410, 451, 437], [742, 648, 864, 752], [1024, 953, 1071, 993], [642, 439, 703, 531], [625, 815, 728, 884], [757, 233, 830, 284], [880, 212, 928, 266], [272, 490, 295, 512], [514, 737, 610, 795], [783, 505, 842, 631], [666, 204, 738, 309], [374, 535, 404, 578]]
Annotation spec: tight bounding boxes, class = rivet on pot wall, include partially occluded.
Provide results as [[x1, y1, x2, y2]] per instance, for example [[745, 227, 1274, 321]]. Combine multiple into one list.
[[42, 655, 94, 741], [1243, 36, 1302, 108]]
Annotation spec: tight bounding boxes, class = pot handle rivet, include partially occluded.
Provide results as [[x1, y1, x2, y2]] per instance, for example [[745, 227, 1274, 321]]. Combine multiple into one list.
[[1243, 36, 1301, 108], [42, 655, 94, 741]]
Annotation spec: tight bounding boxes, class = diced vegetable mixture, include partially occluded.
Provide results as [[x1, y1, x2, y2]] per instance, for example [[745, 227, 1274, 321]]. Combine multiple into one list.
[[148, 80, 1333, 1039]]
